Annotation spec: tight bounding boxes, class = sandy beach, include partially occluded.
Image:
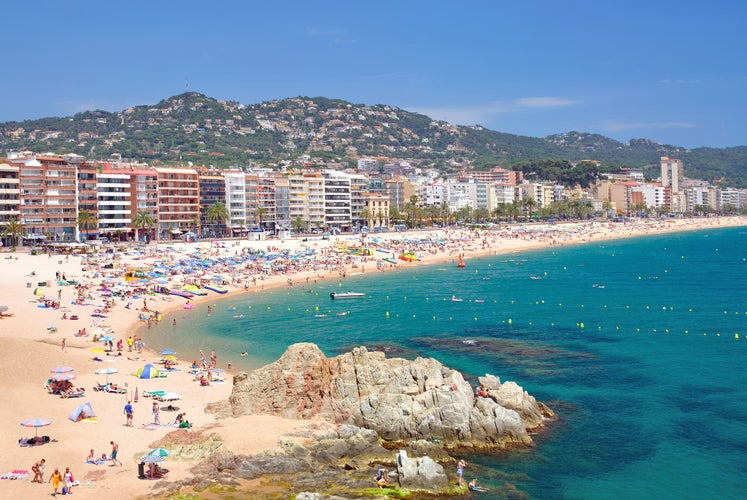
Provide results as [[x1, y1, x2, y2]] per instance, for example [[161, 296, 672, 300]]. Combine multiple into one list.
[[1, 216, 745, 498]]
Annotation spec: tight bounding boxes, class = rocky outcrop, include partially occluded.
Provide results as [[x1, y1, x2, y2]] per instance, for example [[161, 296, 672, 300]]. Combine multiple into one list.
[[214, 343, 553, 451], [395, 450, 449, 491]]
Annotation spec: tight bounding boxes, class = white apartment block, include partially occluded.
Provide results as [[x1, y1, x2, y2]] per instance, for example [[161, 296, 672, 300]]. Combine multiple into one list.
[[97, 172, 131, 233], [661, 156, 684, 193], [323, 170, 352, 229], [420, 181, 449, 207], [223, 171, 247, 229], [630, 184, 666, 210], [489, 184, 516, 207], [720, 188, 745, 209]]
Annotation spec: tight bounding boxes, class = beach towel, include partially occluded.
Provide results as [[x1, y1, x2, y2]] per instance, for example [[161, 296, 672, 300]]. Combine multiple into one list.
[[1, 470, 29, 480]]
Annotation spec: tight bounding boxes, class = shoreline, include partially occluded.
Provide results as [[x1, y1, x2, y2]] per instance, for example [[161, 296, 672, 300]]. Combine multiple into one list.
[[1, 216, 746, 498]]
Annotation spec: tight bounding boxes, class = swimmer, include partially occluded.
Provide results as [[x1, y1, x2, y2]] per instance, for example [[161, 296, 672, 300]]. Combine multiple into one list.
[[240, 350, 248, 357]]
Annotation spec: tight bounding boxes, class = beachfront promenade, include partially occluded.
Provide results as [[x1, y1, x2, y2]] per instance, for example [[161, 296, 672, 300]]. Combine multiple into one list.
[[0, 216, 745, 498]]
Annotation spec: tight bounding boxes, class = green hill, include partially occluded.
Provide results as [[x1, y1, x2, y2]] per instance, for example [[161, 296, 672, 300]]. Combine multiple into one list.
[[1, 92, 745, 187]]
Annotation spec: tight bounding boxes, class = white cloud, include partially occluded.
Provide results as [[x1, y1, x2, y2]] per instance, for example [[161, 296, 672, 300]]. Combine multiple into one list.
[[601, 120, 696, 132], [411, 96, 578, 125]]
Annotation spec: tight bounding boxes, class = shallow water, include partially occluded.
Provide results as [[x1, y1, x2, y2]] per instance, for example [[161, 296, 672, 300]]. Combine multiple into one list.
[[141, 226, 747, 499]]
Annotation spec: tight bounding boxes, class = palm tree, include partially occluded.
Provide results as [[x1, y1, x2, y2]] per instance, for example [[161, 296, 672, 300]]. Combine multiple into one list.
[[291, 216, 308, 234], [524, 197, 537, 220], [256, 207, 268, 230], [132, 210, 155, 243], [76, 210, 97, 242], [206, 202, 230, 237], [359, 208, 371, 228], [1, 217, 23, 249]]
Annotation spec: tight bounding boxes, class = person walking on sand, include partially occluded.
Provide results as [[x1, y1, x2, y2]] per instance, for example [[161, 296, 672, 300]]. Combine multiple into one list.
[[124, 400, 133, 426], [152, 401, 160, 424], [110, 441, 121, 466], [61, 337, 66, 352], [50, 467, 62, 495], [63, 467, 74, 494]]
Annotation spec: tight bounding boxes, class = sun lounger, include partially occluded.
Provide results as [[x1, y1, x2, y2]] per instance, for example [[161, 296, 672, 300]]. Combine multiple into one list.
[[143, 390, 166, 398], [61, 388, 86, 398], [103, 385, 126, 394]]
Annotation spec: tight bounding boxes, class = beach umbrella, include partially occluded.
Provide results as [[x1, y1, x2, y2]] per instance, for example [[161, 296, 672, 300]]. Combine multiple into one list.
[[50, 366, 74, 374], [33, 287, 45, 296], [135, 364, 159, 379], [160, 392, 182, 401], [94, 367, 118, 383], [147, 447, 170, 457], [51, 373, 76, 382], [100, 335, 114, 342], [140, 454, 164, 463], [159, 349, 175, 356], [0, 305, 8, 312], [21, 418, 52, 437]]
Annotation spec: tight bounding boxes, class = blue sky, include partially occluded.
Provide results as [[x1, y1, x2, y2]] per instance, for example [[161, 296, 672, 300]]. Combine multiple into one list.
[[3, 1, 745, 149]]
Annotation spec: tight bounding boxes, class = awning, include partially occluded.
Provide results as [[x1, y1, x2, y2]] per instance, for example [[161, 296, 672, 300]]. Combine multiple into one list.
[[170, 229, 182, 234]]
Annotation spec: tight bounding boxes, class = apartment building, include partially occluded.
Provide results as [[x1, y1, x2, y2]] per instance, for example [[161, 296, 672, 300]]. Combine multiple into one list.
[[76, 163, 98, 241], [362, 192, 390, 228], [661, 157, 684, 194], [0, 161, 20, 246], [154, 167, 199, 238], [196, 169, 232, 237], [15, 155, 77, 240], [288, 173, 325, 230], [128, 167, 158, 242], [258, 176, 277, 230], [97, 167, 132, 240], [273, 177, 290, 230], [468, 167, 523, 185], [323, 170, 352, 230]]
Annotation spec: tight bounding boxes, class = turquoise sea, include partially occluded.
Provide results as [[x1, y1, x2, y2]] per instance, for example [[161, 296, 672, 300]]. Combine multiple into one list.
[[141, 226, 747, 499]]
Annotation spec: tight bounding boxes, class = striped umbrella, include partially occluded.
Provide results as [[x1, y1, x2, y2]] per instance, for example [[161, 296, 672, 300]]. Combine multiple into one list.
[[50, 366, 74, 374], [51, 373, 76, 382], [21, 418, 52, 437], [94, 367, 118, 383]]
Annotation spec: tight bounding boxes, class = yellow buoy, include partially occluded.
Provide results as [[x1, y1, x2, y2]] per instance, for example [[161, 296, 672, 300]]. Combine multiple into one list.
[[508, 318, 512, 324], [385, 311, 389, 317]]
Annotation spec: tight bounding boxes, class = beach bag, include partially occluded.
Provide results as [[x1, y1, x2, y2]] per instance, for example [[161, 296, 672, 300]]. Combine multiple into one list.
[[61, 486, 67, 494]]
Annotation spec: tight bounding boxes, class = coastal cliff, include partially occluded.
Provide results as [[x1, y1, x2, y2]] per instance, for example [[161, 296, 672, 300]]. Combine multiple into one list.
[[210, 342, 554, 451]]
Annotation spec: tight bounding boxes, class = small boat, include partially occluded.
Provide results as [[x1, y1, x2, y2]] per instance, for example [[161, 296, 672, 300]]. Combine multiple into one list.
[[330, 292, 365, 299], [204, 284, 228, 294], [530, 276, 542, 280]]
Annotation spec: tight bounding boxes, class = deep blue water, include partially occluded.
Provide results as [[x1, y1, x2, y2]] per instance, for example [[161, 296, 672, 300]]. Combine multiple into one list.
[[141, 226, 747, 499]]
